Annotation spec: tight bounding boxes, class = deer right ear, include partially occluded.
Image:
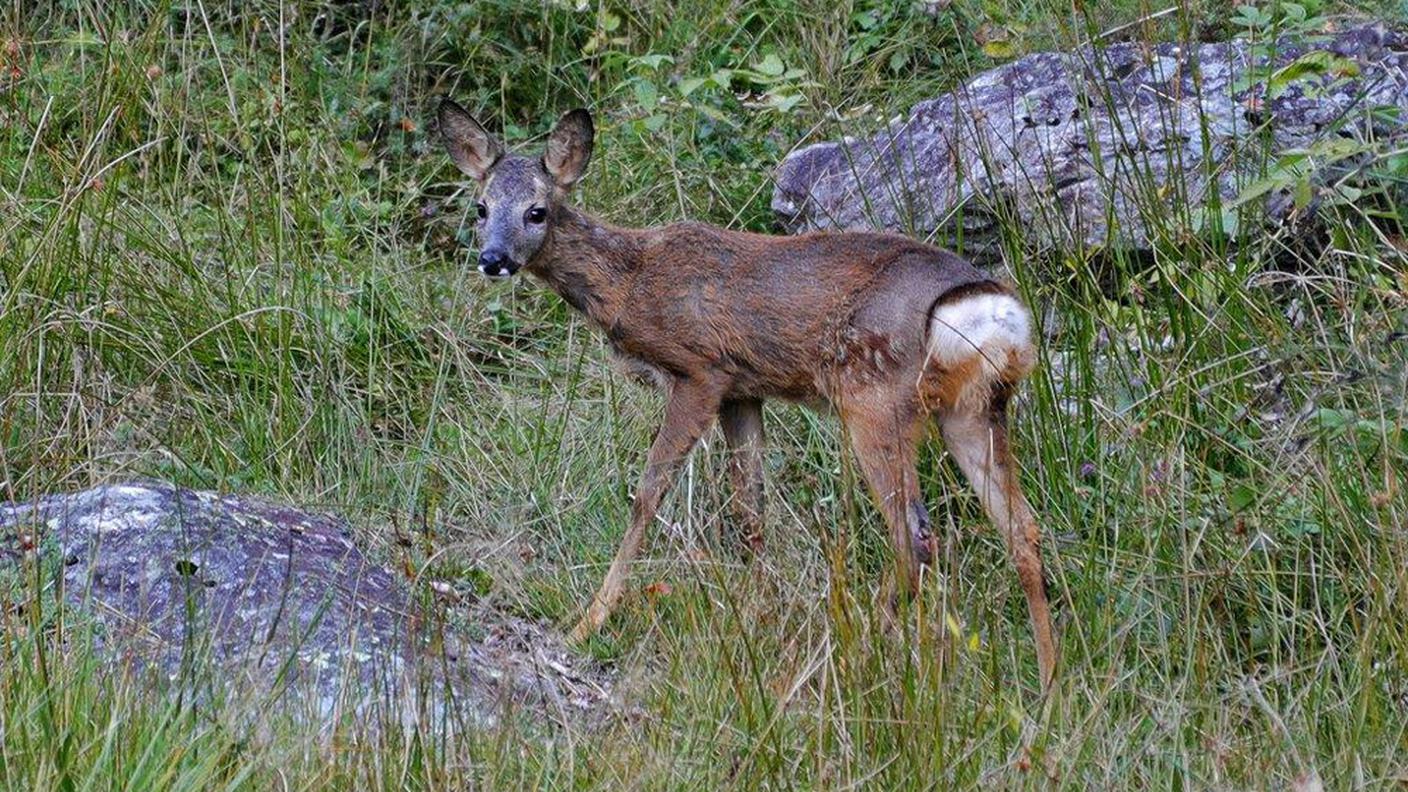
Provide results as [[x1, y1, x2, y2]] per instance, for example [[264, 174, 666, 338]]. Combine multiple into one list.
[[542, 108, 595, 189], [438, 99, 503, 181]]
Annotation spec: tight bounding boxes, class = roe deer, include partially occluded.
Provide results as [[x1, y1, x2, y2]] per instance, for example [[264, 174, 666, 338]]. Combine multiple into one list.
[[439, 100, 1057, 687]]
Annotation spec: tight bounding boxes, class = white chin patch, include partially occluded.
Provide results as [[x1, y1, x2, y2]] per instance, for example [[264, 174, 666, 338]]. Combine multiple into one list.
[[927, 293, 1032, 369]]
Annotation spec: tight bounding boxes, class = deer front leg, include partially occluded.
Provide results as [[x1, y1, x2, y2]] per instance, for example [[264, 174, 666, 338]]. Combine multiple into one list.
[[719, 398, 765, 554], [570, 380, 725, 643]]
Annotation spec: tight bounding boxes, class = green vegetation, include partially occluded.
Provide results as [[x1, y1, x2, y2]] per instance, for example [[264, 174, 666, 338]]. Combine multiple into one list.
[[2, 0, 1406, 788]]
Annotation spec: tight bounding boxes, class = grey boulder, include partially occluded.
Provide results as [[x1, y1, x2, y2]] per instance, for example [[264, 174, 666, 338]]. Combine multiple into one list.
[[772, 23, 1408, 252], [0, 482, 610, 729]]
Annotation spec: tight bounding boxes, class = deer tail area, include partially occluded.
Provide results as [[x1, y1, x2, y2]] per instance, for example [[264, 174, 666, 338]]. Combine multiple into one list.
[[926, 291, 1037, 409]]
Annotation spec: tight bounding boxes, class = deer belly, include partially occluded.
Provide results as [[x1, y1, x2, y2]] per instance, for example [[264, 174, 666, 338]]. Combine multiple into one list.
[[609, 349, 674, 391]]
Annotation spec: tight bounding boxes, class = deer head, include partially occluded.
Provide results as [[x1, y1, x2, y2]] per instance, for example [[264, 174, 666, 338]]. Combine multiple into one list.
[[438, 99, 594, 278]]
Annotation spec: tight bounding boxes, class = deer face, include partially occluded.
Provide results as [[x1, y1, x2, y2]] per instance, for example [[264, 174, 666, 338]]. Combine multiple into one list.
[[438, 100, 594, 278]]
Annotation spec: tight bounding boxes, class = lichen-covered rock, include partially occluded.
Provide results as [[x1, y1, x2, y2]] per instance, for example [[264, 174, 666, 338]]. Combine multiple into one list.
[[773, 23, 1408, 252], [0, 482, 610, 728]]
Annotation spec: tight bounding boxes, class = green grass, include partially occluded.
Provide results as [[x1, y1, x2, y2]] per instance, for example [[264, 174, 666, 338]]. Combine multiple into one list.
[[3, 0, 1408, 788]]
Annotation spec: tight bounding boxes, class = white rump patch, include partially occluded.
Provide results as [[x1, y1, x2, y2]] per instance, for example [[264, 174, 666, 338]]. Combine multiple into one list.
[[927, 293, 1033, 377]]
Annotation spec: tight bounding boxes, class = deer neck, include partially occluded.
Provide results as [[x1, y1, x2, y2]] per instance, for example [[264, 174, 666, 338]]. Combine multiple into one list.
[[527, 204, 639, 330]]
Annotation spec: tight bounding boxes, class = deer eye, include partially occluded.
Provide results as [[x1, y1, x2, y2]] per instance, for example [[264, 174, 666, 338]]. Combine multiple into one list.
[[475, 202, 487, 220], [524, 206, 547, 225]]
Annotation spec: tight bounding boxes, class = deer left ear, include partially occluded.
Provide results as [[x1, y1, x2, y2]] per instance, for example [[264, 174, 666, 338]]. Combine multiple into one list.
[[438, 99, 503, 181], [542, 108, 594, 189]]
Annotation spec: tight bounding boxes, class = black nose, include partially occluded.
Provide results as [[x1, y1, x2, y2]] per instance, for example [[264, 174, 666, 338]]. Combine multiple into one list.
[[478, 250, 514, 277]]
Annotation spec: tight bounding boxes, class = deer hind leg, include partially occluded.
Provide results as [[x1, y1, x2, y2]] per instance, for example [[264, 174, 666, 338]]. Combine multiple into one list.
[[940, 403, 1056, 689], [570, 382, 724, 643], [843, 399, 933, 598], [927, 289, 1056, 688], [719, 398, 766, 554]]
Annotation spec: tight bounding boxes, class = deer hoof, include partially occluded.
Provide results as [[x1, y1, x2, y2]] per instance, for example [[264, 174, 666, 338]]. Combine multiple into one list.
[[909, 500, 935, 567], [568, 618, 597, 644]]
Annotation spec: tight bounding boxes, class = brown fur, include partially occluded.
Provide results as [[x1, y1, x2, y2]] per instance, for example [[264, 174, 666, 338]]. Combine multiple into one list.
[[440, 102, 1057, 689]]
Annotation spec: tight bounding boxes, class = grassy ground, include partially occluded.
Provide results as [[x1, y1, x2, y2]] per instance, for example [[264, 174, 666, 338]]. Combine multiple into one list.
[[3, 0, 1407, 788]]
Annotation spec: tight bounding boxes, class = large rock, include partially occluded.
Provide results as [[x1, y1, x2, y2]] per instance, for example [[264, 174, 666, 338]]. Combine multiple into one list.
[[0, 482, 610, 728], [773, 23, 1408, 252]]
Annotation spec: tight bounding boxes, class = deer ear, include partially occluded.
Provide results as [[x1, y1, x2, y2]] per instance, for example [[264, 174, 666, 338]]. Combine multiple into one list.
[[542, 108, 594, 189], [438, 99, 502, 181]]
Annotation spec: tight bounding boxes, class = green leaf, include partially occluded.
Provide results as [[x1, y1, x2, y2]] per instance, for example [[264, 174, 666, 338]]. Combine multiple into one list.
[[981, 39, 1017, 59], [1371, 105, 1402, 123], [1232, 4, 1272, 28], [633, 79, 658, 110], [1269, 51, 1358, 97], [889, 50, 910, 73], [846, 34, 881, 65], [632, 53, 674, 71], [755, 53, 785, 77], [1230, 166, 1304, 208], [1220, 208, 1240, 237], [765, 91, 806, 114], [677, 77, 707, 97], [689, 102, 733, 123], [1227, 483, 1258, 513], [1293, 177, 1313, 209], [1193, 205, 1241, 237], [1313, 408, 1357, 435]]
